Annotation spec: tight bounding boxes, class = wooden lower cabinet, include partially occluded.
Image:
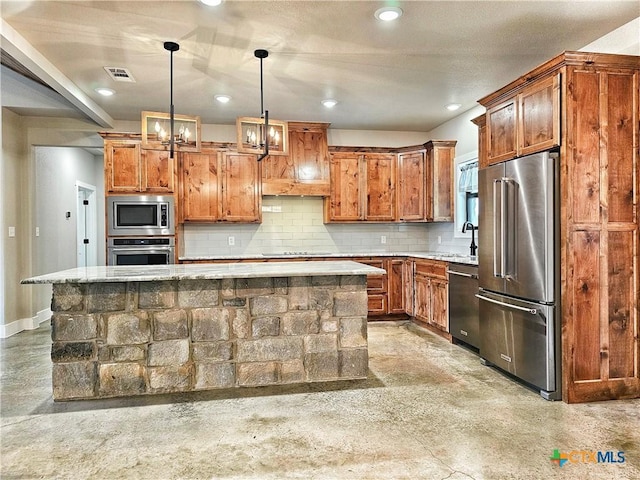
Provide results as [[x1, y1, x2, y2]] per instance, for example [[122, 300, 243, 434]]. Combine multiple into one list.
[[388, 259, 406, 314], [413, 259, 449, 333], [357, 258, 388, 315]]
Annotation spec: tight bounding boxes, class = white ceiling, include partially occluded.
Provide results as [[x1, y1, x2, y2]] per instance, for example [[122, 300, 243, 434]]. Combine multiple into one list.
[[1, 1, 639, 132]]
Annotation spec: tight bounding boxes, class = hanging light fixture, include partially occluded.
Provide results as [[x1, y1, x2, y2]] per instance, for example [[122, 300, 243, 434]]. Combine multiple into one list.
[[140, 42, 201, 152], [236, 49, 288, 160], [164, 41, 180, 159]]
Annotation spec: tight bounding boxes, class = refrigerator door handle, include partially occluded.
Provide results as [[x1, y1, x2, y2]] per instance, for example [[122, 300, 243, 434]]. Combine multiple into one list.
[[500, 177, 509, 279], [493, 178, 503, 278], [503, 177, 516, 281], [476, 293, 538, 315]]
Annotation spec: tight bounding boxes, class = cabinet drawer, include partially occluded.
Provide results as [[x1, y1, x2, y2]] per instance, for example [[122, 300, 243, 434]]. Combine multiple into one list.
[[367, 294, 387, 316], [414, 260, 447, 278], [366, 275, 386, 293]]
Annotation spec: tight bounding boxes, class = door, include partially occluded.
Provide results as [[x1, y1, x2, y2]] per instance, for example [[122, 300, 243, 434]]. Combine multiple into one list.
[[478, 152, 557, 303], [397, 151, 426, 221], [365, 154, 396, 221], [478, 162, 504, 294], [503, 152, 557, 302], [221, 152, 261, 222], [327, 153, 363, 221], [181, 151, 220, 221], [76, 182, 97, 268]]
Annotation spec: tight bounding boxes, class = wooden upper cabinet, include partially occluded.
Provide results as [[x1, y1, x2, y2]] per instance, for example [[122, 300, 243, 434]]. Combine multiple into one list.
[[364, 153, 396, 221], [141, 149, 174, 193], [325, 152, 396, 222], [105, 142, 141, 192], [471, 114, 488, 169], [180, 150, 260, 223], [261, 122, 330, 196], [486, 98, 517, 164], [325, 152, 363, 221], [180, 150, 219, 222], [485, 73, 560, 164], [105, 141, 174, 193], [397, 150, 427, 221], [518, 73, 561, 156], [425, 141, 455, 222], [220, 152, 261, 222]]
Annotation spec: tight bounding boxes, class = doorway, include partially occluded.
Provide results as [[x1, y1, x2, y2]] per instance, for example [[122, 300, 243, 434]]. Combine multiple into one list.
[[76, 181, 98, 267]]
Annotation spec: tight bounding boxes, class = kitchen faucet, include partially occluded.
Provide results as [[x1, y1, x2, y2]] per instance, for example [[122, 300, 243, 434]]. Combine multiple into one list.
[[462, 222, 478, 257]]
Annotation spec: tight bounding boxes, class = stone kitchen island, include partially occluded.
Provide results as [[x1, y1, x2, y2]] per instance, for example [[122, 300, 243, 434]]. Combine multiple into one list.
[[21, 261, 384, 401]]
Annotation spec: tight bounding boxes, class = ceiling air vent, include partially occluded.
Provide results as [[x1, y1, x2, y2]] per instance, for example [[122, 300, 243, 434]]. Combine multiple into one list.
[[104, 66, 136, 82]]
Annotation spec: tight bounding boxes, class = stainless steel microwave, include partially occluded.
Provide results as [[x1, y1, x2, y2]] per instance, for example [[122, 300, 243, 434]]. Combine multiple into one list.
[[107, 195, 174, 236]]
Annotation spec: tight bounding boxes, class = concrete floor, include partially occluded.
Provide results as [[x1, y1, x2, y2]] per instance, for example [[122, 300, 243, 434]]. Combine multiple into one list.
[[1, 321, 638, 480]]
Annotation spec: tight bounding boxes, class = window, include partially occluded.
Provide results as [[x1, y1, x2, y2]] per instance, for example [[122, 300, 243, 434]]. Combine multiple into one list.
[[454, 156, 478, 237]]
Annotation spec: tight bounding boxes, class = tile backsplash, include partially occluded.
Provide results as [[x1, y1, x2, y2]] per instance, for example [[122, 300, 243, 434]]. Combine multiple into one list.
[[181, 196, 470, 257]]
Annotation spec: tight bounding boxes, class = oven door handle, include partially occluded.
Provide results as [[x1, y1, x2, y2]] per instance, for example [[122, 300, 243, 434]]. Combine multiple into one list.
[[110, 248, 173, 254]]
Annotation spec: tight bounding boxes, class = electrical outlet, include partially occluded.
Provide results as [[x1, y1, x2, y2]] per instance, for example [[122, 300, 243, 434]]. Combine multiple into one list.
[[438, 235, 442, 244], [272, 205, 282, 213], [8, 226, 16, 238], [228, 236, 235, 246], [381, 235, 387, 244], [35, 227, 40, 237], [261, 205, 272, 212]]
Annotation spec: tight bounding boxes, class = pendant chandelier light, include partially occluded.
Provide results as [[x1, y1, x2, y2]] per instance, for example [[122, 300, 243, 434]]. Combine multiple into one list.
[[236, 49, 288, 159], [164, 41, 180, 159]]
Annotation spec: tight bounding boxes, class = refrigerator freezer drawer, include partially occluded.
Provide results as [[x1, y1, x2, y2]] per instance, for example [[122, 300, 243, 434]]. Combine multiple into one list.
[[478, 291, 557, 395]]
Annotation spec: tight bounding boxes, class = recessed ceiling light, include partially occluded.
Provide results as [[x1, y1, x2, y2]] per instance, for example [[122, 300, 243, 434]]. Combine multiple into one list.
[[446, 103, 462, 111], [374, 7, 403, 22], [199, 0, 223, 6], [95, 87, 115, 96], [322, 99, 338, 108], [215, 94, 231, 104]]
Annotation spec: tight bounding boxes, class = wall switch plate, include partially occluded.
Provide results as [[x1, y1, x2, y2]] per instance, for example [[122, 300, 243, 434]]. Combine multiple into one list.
[[438, 235, 442, 244], [381, 235, 387, 244], [261, 206, 272, 212], [228, 236, 235, 246], [35, 227, 40, 237], [8, 226, 16, 238], [272, 205, 282, 213]]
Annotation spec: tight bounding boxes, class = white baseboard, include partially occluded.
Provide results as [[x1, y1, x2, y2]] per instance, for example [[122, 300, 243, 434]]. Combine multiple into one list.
[[0, 308, 51, 338]]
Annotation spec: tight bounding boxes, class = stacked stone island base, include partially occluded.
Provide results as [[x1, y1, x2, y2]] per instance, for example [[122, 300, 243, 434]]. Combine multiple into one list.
[[37, 264, 378, 401]]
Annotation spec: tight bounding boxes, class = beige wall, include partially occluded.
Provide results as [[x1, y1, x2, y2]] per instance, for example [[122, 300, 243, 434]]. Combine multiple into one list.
[[1, 108, 32, 330]]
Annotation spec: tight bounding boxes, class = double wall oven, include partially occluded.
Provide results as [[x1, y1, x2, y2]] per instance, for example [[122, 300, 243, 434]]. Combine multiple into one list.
[[106, 195, 175, 266]]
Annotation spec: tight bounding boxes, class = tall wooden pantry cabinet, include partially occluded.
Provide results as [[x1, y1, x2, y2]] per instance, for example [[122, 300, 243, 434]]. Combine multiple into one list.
[[476, 51, 639, 403]]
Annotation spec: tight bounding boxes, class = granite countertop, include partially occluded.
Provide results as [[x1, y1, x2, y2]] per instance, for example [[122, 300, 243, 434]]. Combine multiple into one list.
[[21, 261, 386, 285], [180, 252, 479, 266]]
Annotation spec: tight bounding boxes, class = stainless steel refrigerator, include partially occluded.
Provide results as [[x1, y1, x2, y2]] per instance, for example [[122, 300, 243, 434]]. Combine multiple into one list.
[[477, 150, 561, 400]]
